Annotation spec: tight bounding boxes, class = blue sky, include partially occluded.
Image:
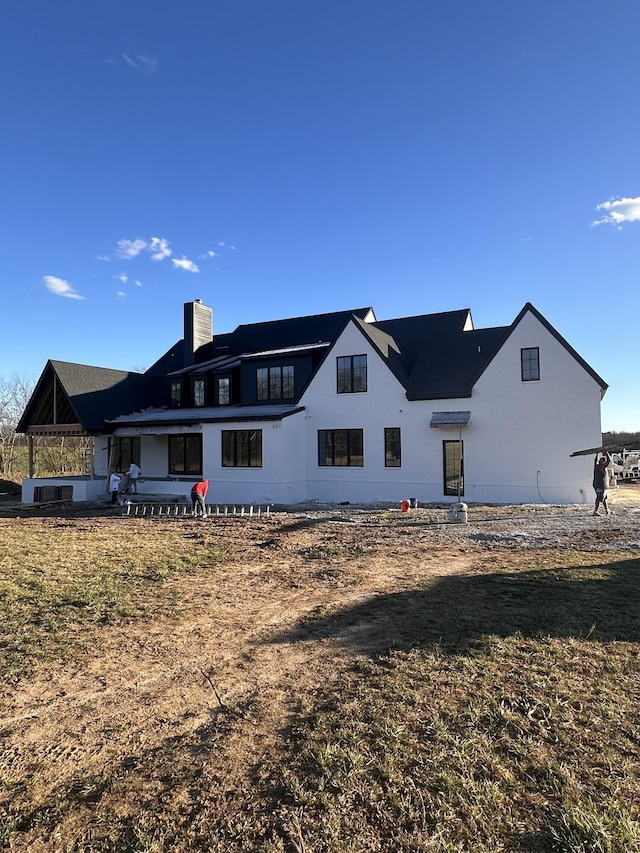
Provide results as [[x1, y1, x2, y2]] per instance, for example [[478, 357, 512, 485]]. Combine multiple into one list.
[[1, 1, 638, 432]]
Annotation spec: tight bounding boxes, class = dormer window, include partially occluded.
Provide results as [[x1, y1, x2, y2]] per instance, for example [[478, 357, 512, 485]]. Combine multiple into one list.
[[193, 379, 205, 407], [216, 376, 231, 406], [521, 347, 540, 381], [257, 365, 294, 401], [170, 380, 182, 408]]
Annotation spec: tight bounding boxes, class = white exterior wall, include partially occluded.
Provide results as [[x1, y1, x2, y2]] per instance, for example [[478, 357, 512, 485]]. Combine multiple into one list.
[[28, 310, 603, 507], [21, 477, 107, 503], [299, 322, 442, 504], [296, 314, 603, 505], [465, 310, 602, 504], [103, 419, 307, 504], [199, 414, 307, 505]]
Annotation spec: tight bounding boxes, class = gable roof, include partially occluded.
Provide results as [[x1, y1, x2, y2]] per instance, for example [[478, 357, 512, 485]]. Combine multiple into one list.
[[346, 310, 509, 399], [17, 360, 159, 434], [347, 302, 607, 400], [18, 301, 608, 435]]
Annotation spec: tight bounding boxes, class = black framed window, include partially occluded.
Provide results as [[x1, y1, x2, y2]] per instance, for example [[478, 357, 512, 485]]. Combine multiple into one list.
[[216, 376, 230, 406], [384, 427, 401, 467], [193, 378, 206, 407], [256, 365, 294, 400], [170, 380, 182, 408], [443, 439, 464, 497], [337, 355, 367, 393], [222, 430, 262, 467], [168, 434, 202, 475], [318, 429, 364, 466], [521, 347, 540, 381], [113, 437, 141, 472]]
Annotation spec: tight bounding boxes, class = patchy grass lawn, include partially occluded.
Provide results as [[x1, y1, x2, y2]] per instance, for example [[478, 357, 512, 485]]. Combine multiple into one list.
[[0, 508, 639, 852]]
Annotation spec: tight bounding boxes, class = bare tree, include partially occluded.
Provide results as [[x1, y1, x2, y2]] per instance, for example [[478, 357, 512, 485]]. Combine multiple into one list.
[[0, 374, 36, 477]]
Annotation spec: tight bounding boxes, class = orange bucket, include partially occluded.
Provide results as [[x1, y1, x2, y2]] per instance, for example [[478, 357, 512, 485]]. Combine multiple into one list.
[[400, 499, 409, 513]]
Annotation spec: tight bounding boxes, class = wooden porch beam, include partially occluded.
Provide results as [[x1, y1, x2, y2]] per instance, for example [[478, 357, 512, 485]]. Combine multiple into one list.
[[25, 424, 86, 436]]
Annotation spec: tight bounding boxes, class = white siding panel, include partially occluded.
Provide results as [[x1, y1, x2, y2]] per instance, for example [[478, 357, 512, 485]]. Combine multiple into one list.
[[300, 321, 436, 504], [468, 310, 602, 503]]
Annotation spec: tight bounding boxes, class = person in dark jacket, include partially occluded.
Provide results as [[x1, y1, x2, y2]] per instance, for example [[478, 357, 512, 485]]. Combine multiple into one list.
[[191, 479, 209, 518], [592, 452, 611, 516]]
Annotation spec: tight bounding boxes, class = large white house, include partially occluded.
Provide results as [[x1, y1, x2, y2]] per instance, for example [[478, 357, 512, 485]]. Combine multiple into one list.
[[18, 299, 607, 505]]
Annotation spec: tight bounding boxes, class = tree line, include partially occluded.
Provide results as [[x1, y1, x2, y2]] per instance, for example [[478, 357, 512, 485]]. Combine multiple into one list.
[[602, 431, 640, 450]]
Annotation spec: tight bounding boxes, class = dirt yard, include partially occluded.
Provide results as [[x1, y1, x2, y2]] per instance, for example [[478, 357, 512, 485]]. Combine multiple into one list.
[[1, 484, 640, 851]]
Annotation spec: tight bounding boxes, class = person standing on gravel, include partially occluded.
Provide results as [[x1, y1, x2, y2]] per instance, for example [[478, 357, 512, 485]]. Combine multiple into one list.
[[593, 451, 611, 516]]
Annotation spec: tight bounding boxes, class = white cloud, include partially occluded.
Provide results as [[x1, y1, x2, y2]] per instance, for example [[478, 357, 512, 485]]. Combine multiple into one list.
[[172, 257, 200, 273], [149, 237, 172, 261], [115, 273, 128, 283], [199, 250, 217, 259], [134, 280, 143, 287], [116, 291, 126, 298], [122, 53, 158, 73], [116, 238, 147, 259], [44, 275, 84, 300], [115, 236, 172, 262], [95, 255, 111, 262], [592, 196, 640, 227]]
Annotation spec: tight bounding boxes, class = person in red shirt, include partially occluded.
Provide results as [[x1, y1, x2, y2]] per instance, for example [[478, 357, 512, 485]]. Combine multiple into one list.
[[191, 479, 209, 518]]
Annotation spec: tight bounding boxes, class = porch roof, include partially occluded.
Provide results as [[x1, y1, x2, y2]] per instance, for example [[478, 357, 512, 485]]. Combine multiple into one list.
[[108, 403, 305, 429]]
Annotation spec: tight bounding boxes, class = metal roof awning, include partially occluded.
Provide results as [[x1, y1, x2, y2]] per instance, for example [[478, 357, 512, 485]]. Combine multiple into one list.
[[108, 404, 305, 429], [430, 411, 471, 427]]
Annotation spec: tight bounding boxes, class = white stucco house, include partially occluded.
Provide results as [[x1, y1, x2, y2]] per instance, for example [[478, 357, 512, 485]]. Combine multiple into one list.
[[18, 299, 607, 505]]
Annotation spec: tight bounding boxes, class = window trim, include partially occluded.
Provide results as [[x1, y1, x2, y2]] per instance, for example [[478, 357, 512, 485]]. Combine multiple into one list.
[[170, 380, 182, 408], [215, 375, 231, 406], [318, 428, 364, 467], [221, 429, 263, 467], [193, 378, 206, 407], [336, 355, 367, 394], [168, 434, 202, 476], [384, 427, 401, 467], [521, 347, 540, 382], [443, 439, 464, 497], [113, 437, 141, 472], [256, 365, 295, 401]]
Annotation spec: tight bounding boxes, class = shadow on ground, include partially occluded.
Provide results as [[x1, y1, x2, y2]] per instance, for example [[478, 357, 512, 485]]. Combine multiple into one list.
[[270, 557, 640, 654]]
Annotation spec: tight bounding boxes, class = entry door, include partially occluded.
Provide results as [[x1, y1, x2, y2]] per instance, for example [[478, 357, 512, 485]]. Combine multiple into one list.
[[443, 439, 464, 497]]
